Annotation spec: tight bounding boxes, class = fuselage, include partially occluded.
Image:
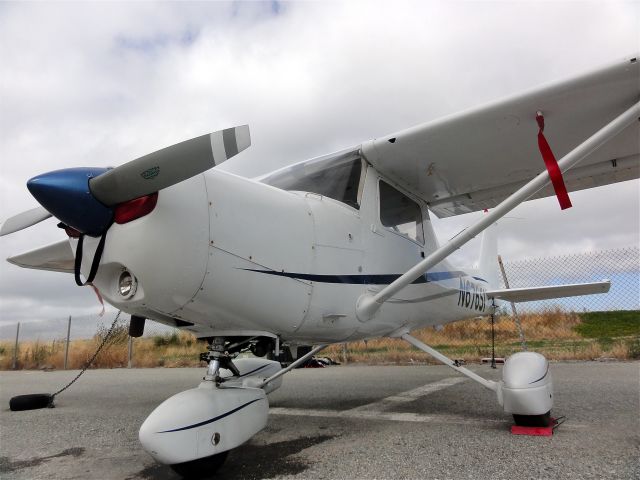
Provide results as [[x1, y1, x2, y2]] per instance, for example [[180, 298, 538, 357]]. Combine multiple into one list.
[[79, 160, 490, 343]]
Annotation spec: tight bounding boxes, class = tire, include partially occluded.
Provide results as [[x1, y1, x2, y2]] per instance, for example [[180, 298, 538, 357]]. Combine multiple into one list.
[[512, 411, 551, 427], [10, 393, 53, 411], [129, 315, 145, 338], [277, 347, 294, 367], [169, 451, 229, 479], [295, 346, 312, 368]]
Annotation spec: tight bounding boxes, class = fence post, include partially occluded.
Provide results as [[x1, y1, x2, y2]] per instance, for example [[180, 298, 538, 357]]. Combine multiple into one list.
[[342, 343, 348, 365], [12, 322, 20, 370], [128, 336, 133, 368], [64, 316, 72, 370], [498, 255, 527, 351]]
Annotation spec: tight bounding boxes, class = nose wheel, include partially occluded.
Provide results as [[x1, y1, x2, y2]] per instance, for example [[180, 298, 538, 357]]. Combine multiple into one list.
[[170, 451, 229, 479]]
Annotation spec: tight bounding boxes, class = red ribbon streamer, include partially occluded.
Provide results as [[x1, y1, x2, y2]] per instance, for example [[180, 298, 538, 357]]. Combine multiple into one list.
[[89, 283, 105, 317], [536, 112, 572, 210]]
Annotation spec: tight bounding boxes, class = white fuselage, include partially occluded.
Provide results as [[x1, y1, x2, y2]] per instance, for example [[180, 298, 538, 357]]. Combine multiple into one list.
[[80, 163, 490, 343]]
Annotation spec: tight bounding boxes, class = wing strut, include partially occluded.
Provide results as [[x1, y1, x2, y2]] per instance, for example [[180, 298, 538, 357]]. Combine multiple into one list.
[[356, 100, 640, 321]]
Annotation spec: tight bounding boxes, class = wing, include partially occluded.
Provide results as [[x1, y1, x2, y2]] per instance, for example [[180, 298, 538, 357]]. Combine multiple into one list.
[[486, 280, 610, 303], [361, 55, 639, 217], [7, 240, 74, 273]]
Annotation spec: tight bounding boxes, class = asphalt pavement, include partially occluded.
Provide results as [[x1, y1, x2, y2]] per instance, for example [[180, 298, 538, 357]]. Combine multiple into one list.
[[0, 362, 638, 479]]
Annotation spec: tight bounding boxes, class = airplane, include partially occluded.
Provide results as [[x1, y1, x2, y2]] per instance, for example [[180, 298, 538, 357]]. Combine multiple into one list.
[[1, 55, 638, 478]]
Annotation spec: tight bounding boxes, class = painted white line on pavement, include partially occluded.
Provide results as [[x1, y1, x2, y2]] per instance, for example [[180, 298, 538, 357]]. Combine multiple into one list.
[[347, 376, 467, 413], [269, 407, 587, 429]]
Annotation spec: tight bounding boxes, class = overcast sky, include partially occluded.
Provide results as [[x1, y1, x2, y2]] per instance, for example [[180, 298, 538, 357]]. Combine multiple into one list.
[[0, 1, 638, 333]]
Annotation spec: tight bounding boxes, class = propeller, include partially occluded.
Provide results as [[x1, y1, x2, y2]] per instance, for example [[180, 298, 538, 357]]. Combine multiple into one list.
[[2, 125, 250, 237], [90, 125, 250, 206], [0, 206, 52, 237]]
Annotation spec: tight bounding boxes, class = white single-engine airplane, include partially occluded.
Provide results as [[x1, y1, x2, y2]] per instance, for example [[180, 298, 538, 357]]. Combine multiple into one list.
[[2, 56, 638, 477]]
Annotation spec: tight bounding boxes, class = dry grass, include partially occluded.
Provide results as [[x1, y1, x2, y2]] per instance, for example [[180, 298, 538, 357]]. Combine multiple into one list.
[[0, 309, 637, 370], [0, 331, 205, 370], [327, 308, 637, 364], [132, 332, 203, 368]]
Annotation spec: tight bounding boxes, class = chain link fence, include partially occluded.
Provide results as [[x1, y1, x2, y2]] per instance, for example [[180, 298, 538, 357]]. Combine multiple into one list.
[[0, 312, 189, 370], [482, 245, 640, 362], [499, 246, 639, 312], [0, 312, 178, 343], [1, 246, 639, 368]]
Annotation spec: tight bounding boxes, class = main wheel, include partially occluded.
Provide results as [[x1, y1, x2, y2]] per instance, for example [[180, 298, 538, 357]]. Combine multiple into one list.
[[512, 411, 551, 427], [169, 451, 229, 479]]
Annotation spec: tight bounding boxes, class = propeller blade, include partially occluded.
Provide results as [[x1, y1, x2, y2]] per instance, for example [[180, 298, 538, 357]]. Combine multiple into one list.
[[0, 206, 52, 236], [90, 125, 251, 206]]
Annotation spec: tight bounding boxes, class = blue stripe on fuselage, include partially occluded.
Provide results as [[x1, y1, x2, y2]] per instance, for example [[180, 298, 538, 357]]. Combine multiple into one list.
[[241, 269, 487, 284]]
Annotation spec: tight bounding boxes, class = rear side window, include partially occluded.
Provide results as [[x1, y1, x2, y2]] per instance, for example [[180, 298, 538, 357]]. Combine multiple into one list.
[[379, 180, 424, 244]]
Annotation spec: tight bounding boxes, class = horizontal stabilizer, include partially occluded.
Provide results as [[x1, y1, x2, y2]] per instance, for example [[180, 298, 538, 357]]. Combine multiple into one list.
[[7, 240, 74, 273], [486, 280, 610, 303]]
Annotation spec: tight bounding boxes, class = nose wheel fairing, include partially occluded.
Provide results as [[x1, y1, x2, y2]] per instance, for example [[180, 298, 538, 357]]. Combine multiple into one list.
[[139, 356, 281, 466], [139, 382, 269, 465]]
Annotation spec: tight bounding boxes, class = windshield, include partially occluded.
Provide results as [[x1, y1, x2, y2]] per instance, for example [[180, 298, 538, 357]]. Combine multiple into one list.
[[262, 148, 363, 209]]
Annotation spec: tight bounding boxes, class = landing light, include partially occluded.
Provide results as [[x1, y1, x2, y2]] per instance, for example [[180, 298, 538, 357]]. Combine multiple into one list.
[[118, 270, 138, 299]]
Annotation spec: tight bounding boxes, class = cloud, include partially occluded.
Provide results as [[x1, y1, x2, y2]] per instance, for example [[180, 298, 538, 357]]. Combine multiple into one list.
[[433, 179, 640, 267], [0, 1, 638, 331]]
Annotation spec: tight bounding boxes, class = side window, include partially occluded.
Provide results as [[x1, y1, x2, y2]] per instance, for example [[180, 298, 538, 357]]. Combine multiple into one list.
[[379, 180, 424, 244]]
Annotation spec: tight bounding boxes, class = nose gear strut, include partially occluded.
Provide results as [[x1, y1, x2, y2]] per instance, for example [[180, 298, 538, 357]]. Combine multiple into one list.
[[204, 337, 240, 382]]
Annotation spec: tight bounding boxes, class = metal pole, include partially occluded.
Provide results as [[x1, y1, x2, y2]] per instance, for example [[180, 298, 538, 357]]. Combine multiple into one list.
[[64, 316, 72, 370], [402, 333, 497, 392], [357, 101, 640, 320], [490, 307, 496, 369], [260, 344, 328, 388], [128, 336, 133, 368], [498, 255, 527, 351], [342, 343, 348, 365], [12, 322, 20, 370]]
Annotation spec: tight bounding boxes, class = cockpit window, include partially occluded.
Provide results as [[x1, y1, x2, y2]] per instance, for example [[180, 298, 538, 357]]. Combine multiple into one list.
[[262, 149, 363, 209], [379, 180, 424, 244]]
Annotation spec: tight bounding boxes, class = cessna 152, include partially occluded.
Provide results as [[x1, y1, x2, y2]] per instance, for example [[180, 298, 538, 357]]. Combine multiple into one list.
[[2, 55, 638, 477]]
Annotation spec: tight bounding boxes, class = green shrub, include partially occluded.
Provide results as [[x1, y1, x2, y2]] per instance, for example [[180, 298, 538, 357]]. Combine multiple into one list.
[[575, 311, 640, 338], [95, 320, 129, 346], [153, 332, 181, 347], [627, 338, 640, 359], [597, 337, 613, 349]]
